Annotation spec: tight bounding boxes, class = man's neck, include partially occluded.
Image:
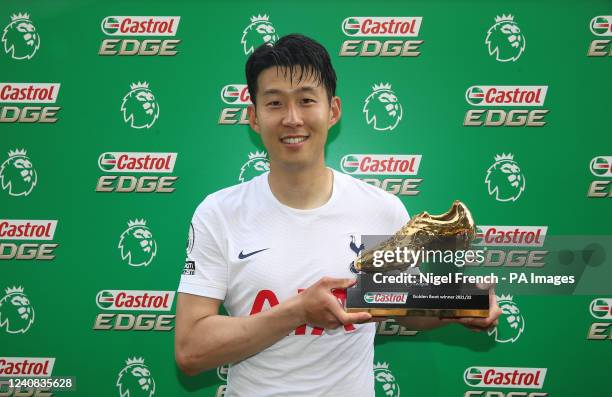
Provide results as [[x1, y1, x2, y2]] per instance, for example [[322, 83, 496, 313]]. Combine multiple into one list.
[[267, 162, 333, 210]]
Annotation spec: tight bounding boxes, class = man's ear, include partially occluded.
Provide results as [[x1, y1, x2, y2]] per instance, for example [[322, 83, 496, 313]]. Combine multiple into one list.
[[328, 96, 342, 128], [247, 104, 260, 134]]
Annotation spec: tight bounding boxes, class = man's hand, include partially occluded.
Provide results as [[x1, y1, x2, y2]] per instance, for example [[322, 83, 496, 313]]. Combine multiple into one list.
[[440, 288, 503, 332], [296, 277, 372, 329]]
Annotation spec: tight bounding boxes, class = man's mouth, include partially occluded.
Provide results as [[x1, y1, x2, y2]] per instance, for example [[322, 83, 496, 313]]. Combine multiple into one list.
[[280, 135, 309, 145]]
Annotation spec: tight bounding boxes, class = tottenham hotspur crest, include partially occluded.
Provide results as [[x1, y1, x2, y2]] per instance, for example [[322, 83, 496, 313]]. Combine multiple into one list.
[[488, 294, 525, 343], [485, 153, 525, 202], [2, 13, 40, 60], [0, 149, 37, 197], [238, 151, 269, 182], [374, 362, 400, 397], [118, 219, 158, 267], [0, 286, 35, 334], [116, 357, 156, 397], [348, 235, 365, 274], [121, 82, 160, 129], [485, 14, 526, 62], [363, 83, 403, 132], [241, 14, 278, 55]]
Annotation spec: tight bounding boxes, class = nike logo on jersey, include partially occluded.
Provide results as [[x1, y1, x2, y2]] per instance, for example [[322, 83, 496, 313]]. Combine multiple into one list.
[[238, 248, 269, 259]]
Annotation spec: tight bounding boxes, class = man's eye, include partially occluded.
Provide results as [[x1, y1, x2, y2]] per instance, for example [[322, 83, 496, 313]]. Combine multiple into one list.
[[302, 98, 315, 104], [267, 101, 281, 107]]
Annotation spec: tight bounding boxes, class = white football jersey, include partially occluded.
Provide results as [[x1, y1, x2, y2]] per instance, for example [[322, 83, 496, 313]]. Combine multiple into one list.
[[178, 169, 409, 397]]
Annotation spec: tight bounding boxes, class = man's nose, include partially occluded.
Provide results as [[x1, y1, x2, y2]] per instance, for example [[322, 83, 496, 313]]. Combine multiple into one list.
[[281, 103, 304, 128]]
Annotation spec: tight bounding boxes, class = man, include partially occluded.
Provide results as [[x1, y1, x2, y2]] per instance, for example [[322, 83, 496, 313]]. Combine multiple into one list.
[[175, 34, 501, 396]]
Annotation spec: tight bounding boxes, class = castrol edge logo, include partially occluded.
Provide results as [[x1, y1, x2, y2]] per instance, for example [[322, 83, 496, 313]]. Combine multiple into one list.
[[342, 17, 422, 37], [340, 16, 424, 57], [587, 16, 612, 57], [0, 220, 57, 240], [96, 290, 175, 311], [588, 156, 612, 198], [589, 298, 612, 320], [0, 220, 59, 260], [219, 83, 251, 124], [464, 366, 547, 389], [98, 152, 177, 173], [99, 16, 181, 56], [340, 154, 423, 196], [465, 86, 548, 106], [588, 298, 612, 340], [464, 85, 550, 126], [96, 152, 179, 193], [0, 357, 55, 377], [340, 154, 421, 175], [101, 16, 180, 36], [364, 292, 408, 304], [590, 156, 612, 177], [473, 226, 548, 247], [94, 290, 176, 331], [0, 83, 60, 103], [590, 16, 612, 36], [221, 84, 251, 105], [0, 83, 62, 123]]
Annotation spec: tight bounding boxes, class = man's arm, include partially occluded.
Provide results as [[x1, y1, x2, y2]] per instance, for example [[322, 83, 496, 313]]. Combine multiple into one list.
[[175, 293, 304, 375], [174, 277, 371, 375]]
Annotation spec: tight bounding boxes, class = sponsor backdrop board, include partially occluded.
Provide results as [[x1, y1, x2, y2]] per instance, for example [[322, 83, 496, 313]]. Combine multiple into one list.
[[1, 0, 611, 396]]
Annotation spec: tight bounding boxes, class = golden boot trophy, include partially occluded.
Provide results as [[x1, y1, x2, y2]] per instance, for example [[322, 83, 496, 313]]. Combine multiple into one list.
[[346, 201, 490, 318]]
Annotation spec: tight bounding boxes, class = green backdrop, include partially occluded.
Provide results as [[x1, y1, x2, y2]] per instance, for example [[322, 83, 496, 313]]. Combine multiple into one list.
[[1, 0, 611, 396]]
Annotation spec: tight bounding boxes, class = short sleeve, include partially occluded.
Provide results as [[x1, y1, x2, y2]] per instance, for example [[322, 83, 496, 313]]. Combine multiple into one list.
[[391, 195, 410, 231], [177, 196, 228, 300]]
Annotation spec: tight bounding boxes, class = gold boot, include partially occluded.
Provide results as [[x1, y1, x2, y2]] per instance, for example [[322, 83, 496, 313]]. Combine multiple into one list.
[[354, 200, 476, 273]]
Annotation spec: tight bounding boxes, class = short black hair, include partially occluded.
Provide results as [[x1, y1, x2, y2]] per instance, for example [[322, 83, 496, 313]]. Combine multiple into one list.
[[245, 34, 337, 106]]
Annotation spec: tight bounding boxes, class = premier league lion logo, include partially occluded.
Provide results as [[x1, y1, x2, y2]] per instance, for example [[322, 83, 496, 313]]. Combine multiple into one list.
[[485, 14, 526, 62], [363, 83, 403, 132], [374, 362, 400, 397], [0, 149, 37, 197], [488, 294, 525, 343], [238, 151, 269, 182], [485, 153, 525, 202], [0, 286, 35, 334], [121, 82, 160, 129], [116, 357, 156, 397], [2, 13, 40, 60], [241, 14, 278, 55], [118, 219, 158, 267]]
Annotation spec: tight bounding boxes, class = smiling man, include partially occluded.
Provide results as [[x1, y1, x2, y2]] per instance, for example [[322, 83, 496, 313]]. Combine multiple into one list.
[[175, 34, 500, 397]]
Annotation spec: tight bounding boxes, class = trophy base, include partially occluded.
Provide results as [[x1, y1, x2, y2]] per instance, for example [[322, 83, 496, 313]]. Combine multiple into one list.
[[346, 308, 489, 318], [345, 272, 489, 318]]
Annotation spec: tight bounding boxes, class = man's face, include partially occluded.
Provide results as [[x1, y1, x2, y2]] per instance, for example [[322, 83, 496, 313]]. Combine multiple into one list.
[[248, 66, 341, 170]]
